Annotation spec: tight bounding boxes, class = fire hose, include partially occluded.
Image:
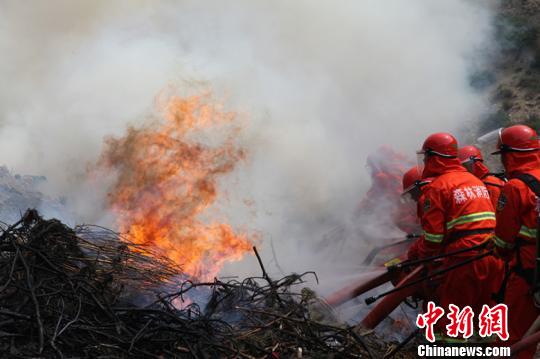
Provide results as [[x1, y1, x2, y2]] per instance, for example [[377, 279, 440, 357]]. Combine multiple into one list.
[[325, 270, 393, 307], [361, 265, 425, 329], [326, 239, 492, 308], [324, 234, 417, 307], [387, 239, 490, 273], [362, 234, 420, 266], [365, 249, 493, 305], [359, 251, 493, 332]]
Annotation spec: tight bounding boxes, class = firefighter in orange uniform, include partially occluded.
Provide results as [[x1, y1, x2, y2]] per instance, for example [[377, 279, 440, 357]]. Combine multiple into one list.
[[394, 167, 427, 235], [415, 133, 503, 340], [356, 146, 414, 238], [401, 167, 431, 260], [358, 146, 409, 215], [402, 167, 430, 202], [458, 145, 505, 208], [492, 125, 540, 358], [400, 167, 446, 308]]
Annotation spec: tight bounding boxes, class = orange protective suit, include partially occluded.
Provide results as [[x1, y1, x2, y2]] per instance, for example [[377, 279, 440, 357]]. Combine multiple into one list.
[[469, 160, 505, 209], [416, 155, 503, 336], [358, 146, 418, 235], [493, 150, 540, 358], [359, 147, 408, 208]]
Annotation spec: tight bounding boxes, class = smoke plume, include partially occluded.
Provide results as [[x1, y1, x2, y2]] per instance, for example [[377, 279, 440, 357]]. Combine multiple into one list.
[[0, 1, 497, 295]]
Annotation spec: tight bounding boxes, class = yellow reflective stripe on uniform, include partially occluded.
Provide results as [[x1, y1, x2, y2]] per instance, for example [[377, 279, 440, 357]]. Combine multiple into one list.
[[519, 225, 537, 239], [424, 231, 444, 243], [493, 235, 514, 249], [446, 211, 496, 230]]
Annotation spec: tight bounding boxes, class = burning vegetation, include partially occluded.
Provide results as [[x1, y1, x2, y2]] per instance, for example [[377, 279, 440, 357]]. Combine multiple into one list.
[[0, 209, 413, 358], [96, 93, 255, 280], [4, 0, 540, 357], [0, 92, 425, 358]]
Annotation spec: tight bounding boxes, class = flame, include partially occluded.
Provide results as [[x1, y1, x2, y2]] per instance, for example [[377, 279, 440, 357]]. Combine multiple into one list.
[[97, 93, 254, 280]]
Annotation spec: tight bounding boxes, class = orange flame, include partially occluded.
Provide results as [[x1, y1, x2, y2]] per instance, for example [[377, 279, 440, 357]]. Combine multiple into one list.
[[97, 93, 254, 280]]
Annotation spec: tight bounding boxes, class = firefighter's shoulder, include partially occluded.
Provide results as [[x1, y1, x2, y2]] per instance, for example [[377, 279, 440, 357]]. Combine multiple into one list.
[[496, 178, 528, 212]]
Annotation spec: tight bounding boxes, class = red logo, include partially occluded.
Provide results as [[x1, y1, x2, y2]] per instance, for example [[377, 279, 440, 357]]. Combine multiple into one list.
[[416, 302, 509, 342], [478, 304, 509, 341], [416, 301, 445, 342], [446, 304, 474, 339]]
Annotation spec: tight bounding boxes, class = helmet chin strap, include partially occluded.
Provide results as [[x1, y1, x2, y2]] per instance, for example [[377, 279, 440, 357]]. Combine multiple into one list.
[[497, 144, 540, 153], [425, 149, 457, 158]]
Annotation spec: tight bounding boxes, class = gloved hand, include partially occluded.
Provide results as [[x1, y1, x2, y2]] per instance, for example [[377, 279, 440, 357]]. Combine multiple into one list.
[[493, 246, 512, 262], [407, 239, 420, 260], [489, 236, 513, 261]]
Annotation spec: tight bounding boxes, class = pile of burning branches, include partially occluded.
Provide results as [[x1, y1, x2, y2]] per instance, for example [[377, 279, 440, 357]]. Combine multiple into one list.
[[0, 210, 407, 358]]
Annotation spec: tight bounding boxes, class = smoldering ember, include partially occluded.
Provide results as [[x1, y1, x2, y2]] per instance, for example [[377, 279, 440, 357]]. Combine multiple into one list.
[[1, 1, 540, 358]]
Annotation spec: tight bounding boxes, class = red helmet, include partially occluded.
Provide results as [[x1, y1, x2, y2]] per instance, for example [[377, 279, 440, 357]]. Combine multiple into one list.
[[458, 145, 483, 164], [402, 167, 431, 195], [418, 133, 458, 158], [492, 125, 540, 154]]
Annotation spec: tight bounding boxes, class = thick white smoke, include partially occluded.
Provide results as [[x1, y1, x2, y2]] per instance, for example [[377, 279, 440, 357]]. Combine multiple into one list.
[[0, 1, 496, 295]]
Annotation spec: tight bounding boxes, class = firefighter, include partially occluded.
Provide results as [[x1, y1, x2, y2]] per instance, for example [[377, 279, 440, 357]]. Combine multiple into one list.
[[358, 145, 409, 215], [402, 166, 431, 202], [401, 167, 432, 258], [491, 125, 540, 358], [414, 133, 503, 340], [394, 166, 428, 234], [458, 145, 505, 208], [356, 146, 413, 240], [400, 167, 445, 310]]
